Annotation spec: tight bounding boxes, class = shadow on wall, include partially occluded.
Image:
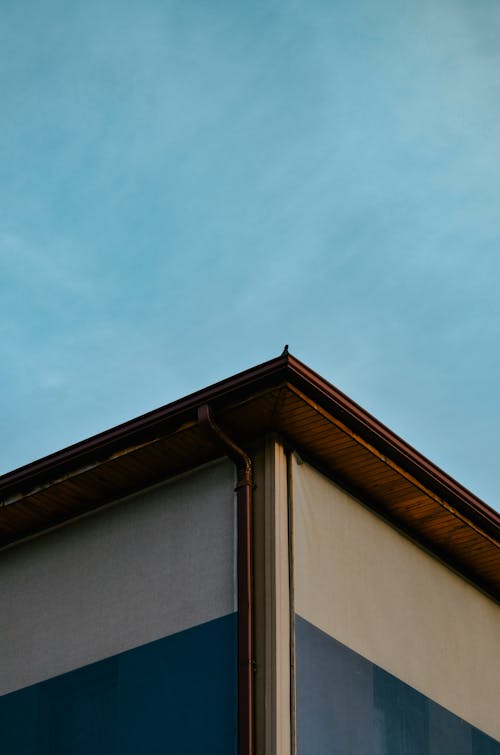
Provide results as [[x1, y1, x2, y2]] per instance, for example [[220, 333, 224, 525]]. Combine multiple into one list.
[[295, 615, 500, 755]]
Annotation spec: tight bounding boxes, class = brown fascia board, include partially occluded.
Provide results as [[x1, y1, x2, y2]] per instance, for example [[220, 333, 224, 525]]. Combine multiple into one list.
[[285, 356, 500, 542], [0, 354, 290, 502], [1, 351, 499, 545]]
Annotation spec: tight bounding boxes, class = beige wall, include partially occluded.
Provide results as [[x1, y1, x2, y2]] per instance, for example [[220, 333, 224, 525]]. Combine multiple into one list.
[[293, 456, 500, 741], [0, 459, 236, 696]]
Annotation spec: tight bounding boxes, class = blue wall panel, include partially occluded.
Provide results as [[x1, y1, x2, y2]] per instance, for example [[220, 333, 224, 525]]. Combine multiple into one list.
[[0, 613, 237, 755], [296, 615, 500, 755]]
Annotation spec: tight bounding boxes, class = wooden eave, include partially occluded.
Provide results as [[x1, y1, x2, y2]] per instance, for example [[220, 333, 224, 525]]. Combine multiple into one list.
[[0, 352, 499, 601]]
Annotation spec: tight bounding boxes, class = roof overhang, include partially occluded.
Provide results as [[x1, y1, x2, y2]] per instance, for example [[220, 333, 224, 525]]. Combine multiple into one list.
[[1, 353, 499, 600]]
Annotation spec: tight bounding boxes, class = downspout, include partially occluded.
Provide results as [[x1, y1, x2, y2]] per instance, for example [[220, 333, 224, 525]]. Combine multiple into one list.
[[197, 405, 254, 755]]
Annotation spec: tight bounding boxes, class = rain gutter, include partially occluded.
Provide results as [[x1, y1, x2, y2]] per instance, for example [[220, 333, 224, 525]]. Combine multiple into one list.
[[197, 404, 254, 755]]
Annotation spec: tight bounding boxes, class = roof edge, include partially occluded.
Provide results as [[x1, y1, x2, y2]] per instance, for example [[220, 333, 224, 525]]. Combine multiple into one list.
[[285, 355, 500, 538], [0, 353, 289, 498], [1, 351, 499, 542]]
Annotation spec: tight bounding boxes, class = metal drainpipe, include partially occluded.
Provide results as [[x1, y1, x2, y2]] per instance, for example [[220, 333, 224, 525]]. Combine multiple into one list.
[[197, 405, 254, 755]]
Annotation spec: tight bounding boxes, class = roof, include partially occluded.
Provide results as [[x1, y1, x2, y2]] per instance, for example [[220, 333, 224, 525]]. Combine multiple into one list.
[[1, 352, 499, 600]]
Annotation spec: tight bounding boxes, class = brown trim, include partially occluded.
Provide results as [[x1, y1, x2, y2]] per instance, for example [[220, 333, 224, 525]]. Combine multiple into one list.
[[285, 383, 499, 548], [285, 356, 499, 539], [2, 352, 497, 539], [197, 406, 254, 755], [0, 354, 289, 500]]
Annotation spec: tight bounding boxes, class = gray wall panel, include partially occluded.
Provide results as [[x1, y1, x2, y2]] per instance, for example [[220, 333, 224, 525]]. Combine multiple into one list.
[[0, 459, 236, 695]]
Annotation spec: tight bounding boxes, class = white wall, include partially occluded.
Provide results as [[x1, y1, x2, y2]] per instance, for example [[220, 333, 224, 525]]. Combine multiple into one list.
[[293, 457, 500, 741], [0, 459, 236, 695]]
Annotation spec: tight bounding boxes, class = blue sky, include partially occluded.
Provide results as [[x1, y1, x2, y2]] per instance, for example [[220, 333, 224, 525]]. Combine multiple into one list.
[[2, 0, 500, 509]]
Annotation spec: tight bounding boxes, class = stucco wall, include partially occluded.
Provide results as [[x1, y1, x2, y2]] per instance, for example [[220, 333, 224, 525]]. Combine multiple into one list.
[[0, 458, 236, 696]]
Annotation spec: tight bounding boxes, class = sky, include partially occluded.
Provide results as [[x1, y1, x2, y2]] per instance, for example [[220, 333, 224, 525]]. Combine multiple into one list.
[[1, 0, 500, 510]]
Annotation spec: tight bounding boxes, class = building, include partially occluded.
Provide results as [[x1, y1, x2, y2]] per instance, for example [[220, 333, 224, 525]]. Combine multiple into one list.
[[0, 351, 499, 754]]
